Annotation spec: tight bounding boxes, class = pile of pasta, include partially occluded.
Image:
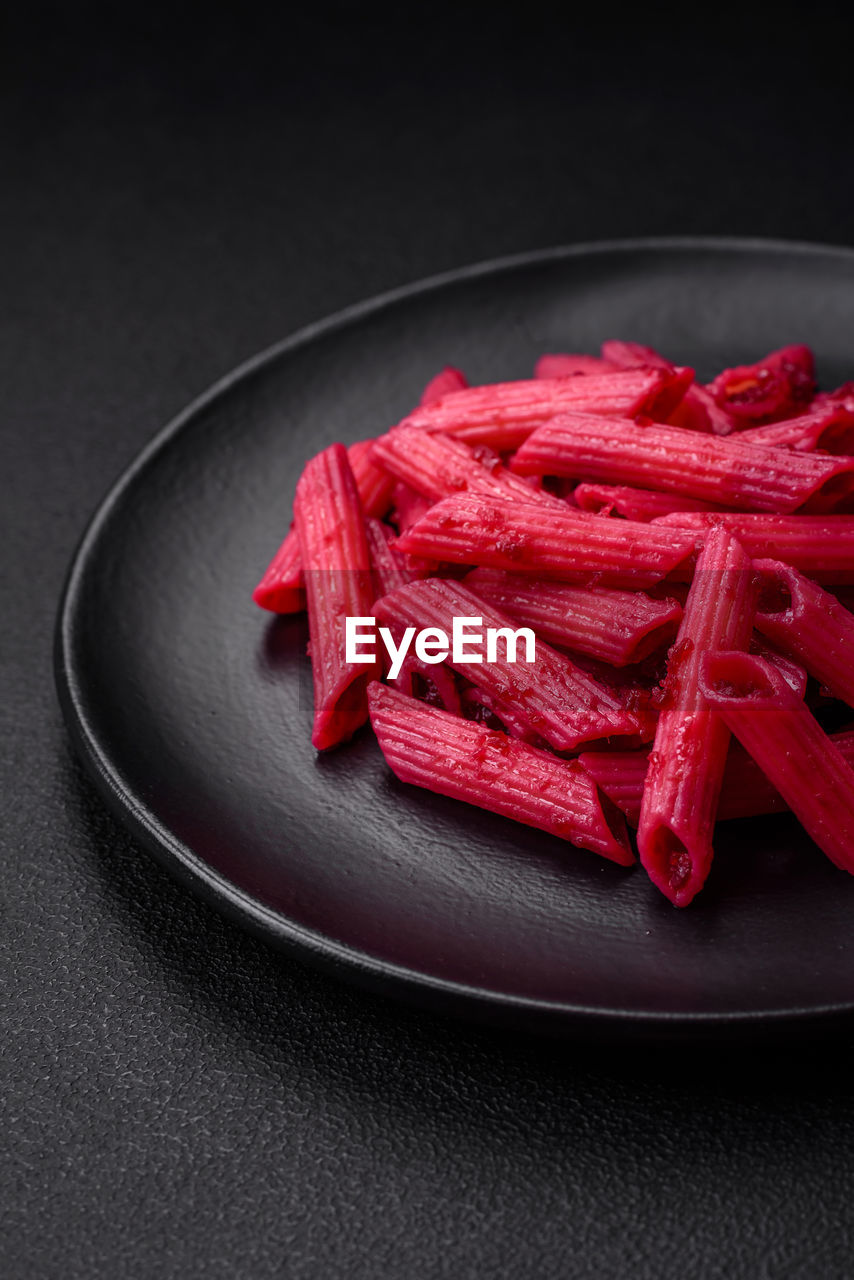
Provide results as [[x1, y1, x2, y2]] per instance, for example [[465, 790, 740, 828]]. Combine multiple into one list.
[[254, 341, 854, 906]]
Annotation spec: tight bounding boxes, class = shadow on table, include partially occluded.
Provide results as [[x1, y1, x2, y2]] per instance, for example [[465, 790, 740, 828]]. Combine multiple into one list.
[[60, 744, 854, 1135]]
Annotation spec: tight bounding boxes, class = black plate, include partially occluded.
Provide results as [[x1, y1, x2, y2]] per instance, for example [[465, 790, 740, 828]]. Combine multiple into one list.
[[56, 238, 854, 1039]]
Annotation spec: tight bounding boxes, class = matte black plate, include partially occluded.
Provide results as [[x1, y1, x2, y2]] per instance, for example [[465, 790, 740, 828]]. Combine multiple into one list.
[[56, 239, 854, 1039]]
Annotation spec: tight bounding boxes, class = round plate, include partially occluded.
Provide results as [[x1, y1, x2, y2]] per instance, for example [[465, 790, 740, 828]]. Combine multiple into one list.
[[56, 238, 854, 1039]]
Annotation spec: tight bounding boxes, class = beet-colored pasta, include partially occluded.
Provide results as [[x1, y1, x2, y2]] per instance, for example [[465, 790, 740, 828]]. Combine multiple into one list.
[[738, 404, 854, 454], [368, 683, 634, 864], [580, 728, 854, 828], [511, 412, 854, 513], [753, 559, 854, 707], [251, 523, 305, 614], [371, 426, 561, 508], [348, 438, 398, 518], [599, 339, 673, 371], [637, 525, 760, 906], [390, 481, 433, 533], [667, 383, 737, 435], [700, 651, 854, 874], [380, 616, 463, 715], [256, 335, 854, 909], [534, 353, 618, 379], [573, 482, 731, 521], [373, 577, 650, 750], [652, 512, 854, 584], [459, 685, 543, 744], [706, 344, 816, 424], [419, 366, 468, 405], [394, 368, 683, 450], [749, 636, 808, 700], [597, 341, 694, 419], [463, 568, 683, 666], [365, 518, 416, 599], [393, 492, 698, 589], [293, 443, 382, 750], [254, 437, 396, 614]]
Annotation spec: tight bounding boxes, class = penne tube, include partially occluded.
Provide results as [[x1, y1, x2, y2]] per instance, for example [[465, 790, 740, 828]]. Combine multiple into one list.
[[393, 368, 683, 450], [573, 482, 732, 521], [599, 339, 673, 370], [581, 711, 851, 828], [749, 636, 808, 700], [251, 522, 305, 614], [294, 444, 382, 750], [667, 382, 737, 435], [463, 568, 683, 666], [754, 559, 854, 707], [419, 365, 468, 405], [371, 426, 562, 508], [393, 492, 699, 589], [380, 616, 462, 715], [373, 577, 652, 750], [699, 652, 854, 874], [652, 512, 854, 584], [368, 683, 634, 864], [637, 526, 760, 906], [365, 518, 418, 599], [596, 341, 694, 419], [511, 412, 854, 513], [738, 404, 854, 454], [254, 437, 396, 614], [534, 353, 618, 378], [390, 481, 433, 533]]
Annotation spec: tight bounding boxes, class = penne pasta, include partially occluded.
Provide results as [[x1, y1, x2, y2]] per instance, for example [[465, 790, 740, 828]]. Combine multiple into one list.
[[653, 512, 854, 584], [368, 682, 634, 864], [463, 568, 683, 666], [573, 482, 732, 521], [393, 492, 699, 589], [511, 412, 854, 513], [373, 577, 652, 750], [394, 368, 685, 450], [293, 443, 382, 750], [636, 525, 759, 906], [754, 559, 854, 707], [371, 426, 563, 508], [700, 652, 854, 874], [254, 437, 395, 614]]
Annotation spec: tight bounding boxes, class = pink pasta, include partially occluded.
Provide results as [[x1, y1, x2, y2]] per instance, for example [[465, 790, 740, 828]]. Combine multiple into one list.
[[393, 491, 698, 589], [368, 683, 634, 864], [652, 512, 854, 584], [573, 482, 732, 521], [254, 437, 395, 614], [581, 727, 854, 828], [511, 412, 854, 513], [394, 368, 686, 450], [754, 559, 854, 707], [373, 577, 650, 750], [463, 568, 683, 666], [738, 403, 854, 453], [700, 652, 854, 874], [293, 444, 382, 750], [371, 426, 561, 508], [534, 353, 618, 378], [254, 336, 854, 909], [419, 366, 468, 405], [637, 525, 759, 906]]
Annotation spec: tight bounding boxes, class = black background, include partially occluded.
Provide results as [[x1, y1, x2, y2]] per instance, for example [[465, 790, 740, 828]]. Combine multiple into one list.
[[5, 4, 854, 1276]]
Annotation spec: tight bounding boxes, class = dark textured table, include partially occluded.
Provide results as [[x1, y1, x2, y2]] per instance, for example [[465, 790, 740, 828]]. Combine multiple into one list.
[[5, 7, 854, 1276]]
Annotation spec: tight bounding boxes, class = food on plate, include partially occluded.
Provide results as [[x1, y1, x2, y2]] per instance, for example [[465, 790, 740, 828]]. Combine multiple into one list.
[[254, 339, 854, 905]]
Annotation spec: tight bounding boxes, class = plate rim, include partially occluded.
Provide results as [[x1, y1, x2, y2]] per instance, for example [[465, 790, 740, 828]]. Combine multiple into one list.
[[54, 234, 854, 1039]]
